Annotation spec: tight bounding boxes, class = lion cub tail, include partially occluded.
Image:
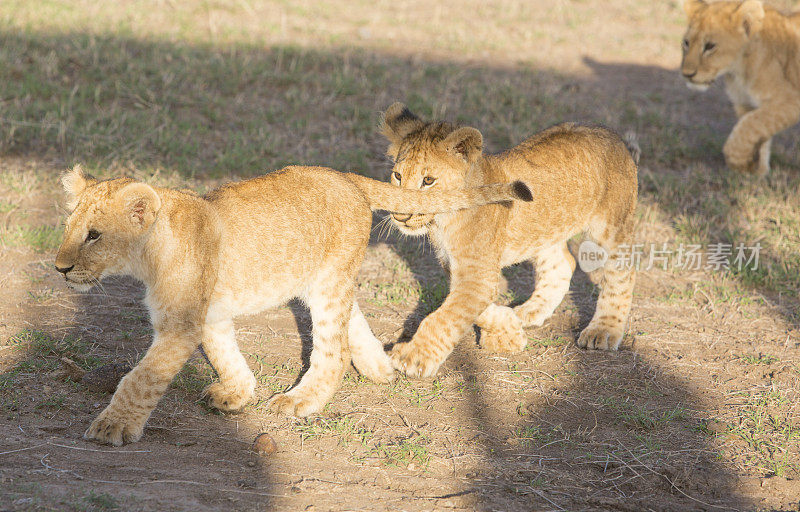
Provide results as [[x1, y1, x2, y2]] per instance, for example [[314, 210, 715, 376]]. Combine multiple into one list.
[[345, 174, 532, 214], [623, 131, 641, 166]]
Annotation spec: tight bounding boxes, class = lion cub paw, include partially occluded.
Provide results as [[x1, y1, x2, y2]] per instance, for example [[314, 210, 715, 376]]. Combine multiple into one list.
[[480, 322, 527, 354], [268, 391, 323, 417], [84, 407, 145, 446], [514, 305, 551, 327], [577, 324, 624, 351], [481, 307, 528, 354], [390, 342, 444, 379], [354, 351, 396, 384], [723, 143, 760, 175], [203, 381, 254, 412]]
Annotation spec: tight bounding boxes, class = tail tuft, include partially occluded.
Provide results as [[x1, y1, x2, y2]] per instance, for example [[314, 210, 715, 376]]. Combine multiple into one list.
[[623, 131, 641, 166], [512, 181, 533, 202]]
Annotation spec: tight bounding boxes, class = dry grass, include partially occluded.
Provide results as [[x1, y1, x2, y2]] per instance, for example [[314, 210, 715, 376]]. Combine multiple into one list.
[[1, 1, 800, 511]]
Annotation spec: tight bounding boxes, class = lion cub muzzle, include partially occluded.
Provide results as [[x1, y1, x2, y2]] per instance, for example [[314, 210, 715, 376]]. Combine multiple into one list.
[[390, 212, 434, 234]]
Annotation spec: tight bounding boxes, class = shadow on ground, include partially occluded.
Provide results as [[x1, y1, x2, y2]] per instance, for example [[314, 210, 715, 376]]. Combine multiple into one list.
[[1, 275, 279, 510], [2, 27, 799, 511]]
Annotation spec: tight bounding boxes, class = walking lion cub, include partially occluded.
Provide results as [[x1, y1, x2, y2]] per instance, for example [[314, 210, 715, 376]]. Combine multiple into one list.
[[381, 103, 638, 378], [682, 0, 800, 175], [55, 165, 531, 445]]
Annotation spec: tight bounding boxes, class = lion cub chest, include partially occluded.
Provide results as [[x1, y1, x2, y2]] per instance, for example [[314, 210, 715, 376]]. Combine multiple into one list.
[[725, 72, 759, 110]]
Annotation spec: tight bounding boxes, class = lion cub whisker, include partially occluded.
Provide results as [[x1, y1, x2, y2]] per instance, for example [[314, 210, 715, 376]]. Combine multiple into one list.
[[379, 102, 639, 379], [54, 163, 531, 445]]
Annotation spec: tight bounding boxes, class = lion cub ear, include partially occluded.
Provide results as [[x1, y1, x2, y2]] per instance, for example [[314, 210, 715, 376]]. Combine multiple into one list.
[[683, 0, 706, 18], [381, 102, 425, 157], [443, 127, 483, 164], [61, 164, 97, 211], [734, 0, 764, 36], [118, 182, 162, 229]]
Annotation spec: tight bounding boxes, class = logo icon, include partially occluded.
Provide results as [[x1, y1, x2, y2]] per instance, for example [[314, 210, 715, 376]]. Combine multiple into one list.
[[578, 240, 608, 272]]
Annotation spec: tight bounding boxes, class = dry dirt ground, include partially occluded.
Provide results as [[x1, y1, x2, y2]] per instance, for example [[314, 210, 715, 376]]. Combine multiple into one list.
[[2, 1, 800, 511]]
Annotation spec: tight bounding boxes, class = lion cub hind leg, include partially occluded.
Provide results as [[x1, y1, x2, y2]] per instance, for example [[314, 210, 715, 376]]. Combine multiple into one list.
[[514, 243, 575, 327], [756, 138, 772, 176], [348, 302, 395, 383], [269, 277, 353, 417], [577, 226, 635, 351], [201, 319, 257, 412], [476, 303, 527, 353]]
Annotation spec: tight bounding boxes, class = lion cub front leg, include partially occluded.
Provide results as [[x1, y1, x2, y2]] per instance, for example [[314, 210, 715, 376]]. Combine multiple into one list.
[[85, 326, 201, 445], [723, 101, 800, 175], [201, 319, 257, 412], [392, 270, 497, 378]]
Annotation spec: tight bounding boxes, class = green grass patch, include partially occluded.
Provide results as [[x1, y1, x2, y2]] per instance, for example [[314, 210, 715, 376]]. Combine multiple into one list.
[[738, 353, 779, 366], [720, 390, 800, 477], [371, 434, 430, 469], [512, 424, 553, 448], [172, 359, 215, 394], [527, 335, 569, 348], [1, 224, 62, 252], [8, 329, 98, 372], [294, 415, 374, 447], [82, 491, 120, 511], [599, 396, 688, 431], [389, 378, 445, 407]]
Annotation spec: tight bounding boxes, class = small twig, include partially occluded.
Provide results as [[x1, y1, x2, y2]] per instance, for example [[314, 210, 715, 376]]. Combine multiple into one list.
[[40, 453, 84, 480], [617, 441, 737, 511], [0, 444, 45, 456], [36, 457, 289, 497], [47, 441, 151, 454], [532, 489, 566, 511]]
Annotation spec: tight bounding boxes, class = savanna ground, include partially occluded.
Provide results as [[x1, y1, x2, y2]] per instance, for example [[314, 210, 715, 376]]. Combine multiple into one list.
[[1, 1, 799, 510]]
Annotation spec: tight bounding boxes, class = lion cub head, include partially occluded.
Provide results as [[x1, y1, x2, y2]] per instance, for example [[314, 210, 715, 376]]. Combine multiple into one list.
[[55, 166, 161, 291], [380, 102, 484, 236], [681, 0, 765, 90]]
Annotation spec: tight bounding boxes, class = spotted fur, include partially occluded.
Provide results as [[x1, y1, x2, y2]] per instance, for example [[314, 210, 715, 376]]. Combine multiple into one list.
[[380, 103, 638, 378], [682, 0, 800, 175], [55, 165, 530, 445]]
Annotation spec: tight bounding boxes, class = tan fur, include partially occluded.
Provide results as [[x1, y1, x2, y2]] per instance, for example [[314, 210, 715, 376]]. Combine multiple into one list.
[[682, 0, 800, 175], [380, 103, 638, 378], [54, 165, 530, 445]]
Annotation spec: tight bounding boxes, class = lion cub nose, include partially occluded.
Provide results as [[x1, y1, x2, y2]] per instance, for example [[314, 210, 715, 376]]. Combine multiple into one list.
[[55, 264, 74, 275], [391, 213, 412, 223]]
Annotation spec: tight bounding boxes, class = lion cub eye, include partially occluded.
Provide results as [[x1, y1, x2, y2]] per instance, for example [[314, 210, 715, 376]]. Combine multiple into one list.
[[682, 39, 690, 51], [422, 176, 436, 186], [703, 42, 716, 53], [392, 172, 402, 183], [86, 229, 101, 242]]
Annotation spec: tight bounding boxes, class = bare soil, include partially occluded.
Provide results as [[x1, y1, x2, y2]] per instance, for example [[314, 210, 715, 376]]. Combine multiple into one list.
[[2, 1, 800, 511]]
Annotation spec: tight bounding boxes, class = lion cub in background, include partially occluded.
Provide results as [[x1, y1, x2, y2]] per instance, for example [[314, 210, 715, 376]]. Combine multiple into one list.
[[381, 103, 639, 378], [55, 165, 531, 445], [682, 0, 800, 175]]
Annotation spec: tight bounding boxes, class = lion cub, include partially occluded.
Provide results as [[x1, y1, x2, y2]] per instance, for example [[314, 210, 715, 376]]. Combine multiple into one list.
[[55, 165, 531, 445], [682, 0, 800, 175], [381, 103, 638, 378]]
